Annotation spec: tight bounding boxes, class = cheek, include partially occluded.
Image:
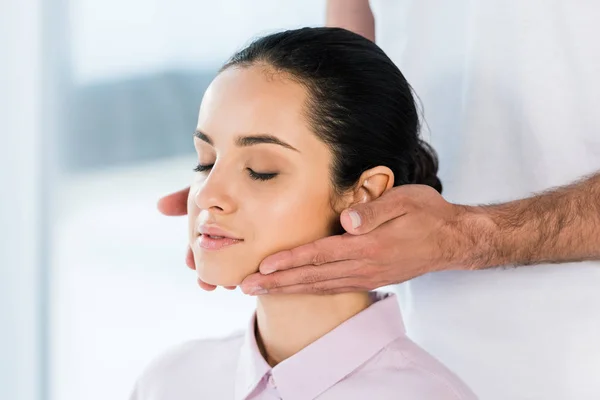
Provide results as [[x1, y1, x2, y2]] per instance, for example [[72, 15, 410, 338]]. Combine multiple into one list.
[[189, 173, 338, 287], [250, 183, 337, 256]]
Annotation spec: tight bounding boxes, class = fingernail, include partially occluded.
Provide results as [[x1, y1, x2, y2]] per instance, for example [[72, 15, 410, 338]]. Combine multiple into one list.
[[261, 266, 276, 275], [348, 210, 362, 229]]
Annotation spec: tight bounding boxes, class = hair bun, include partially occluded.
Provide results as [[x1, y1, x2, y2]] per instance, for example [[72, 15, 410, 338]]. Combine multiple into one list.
[[410, 140, 443, 193]]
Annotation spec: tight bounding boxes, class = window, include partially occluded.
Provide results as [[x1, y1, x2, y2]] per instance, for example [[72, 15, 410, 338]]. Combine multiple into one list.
[[48, 2, 324, 399]]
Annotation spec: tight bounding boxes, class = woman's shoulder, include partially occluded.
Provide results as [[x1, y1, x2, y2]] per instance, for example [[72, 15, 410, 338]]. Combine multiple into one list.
[[351, 336, 478, 400], [130, 331, 245, 400], [142, 331, 245, 373]]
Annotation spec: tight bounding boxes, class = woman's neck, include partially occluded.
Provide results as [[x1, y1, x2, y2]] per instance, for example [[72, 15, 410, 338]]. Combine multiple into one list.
[[255, 292, 372, 367]]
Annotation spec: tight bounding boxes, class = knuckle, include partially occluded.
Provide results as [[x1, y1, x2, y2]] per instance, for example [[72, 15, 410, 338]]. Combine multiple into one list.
[[360, 206, 377, 225], [263, 276, 281, 289], [299, 267, 321, 284], [311, 253, 326, 266], [310, 243, 329, 265]]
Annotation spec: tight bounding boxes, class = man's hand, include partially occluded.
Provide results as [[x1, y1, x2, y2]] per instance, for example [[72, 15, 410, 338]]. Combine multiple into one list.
[[157, 186, 236, 291], [240, 185, 475, 295], [162, 172, 600, 296]]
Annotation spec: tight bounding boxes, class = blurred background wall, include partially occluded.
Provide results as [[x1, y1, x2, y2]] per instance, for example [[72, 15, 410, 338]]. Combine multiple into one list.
[[1, 1, 324, 399]]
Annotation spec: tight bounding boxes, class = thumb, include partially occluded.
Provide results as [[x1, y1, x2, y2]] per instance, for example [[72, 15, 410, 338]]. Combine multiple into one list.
[[340, 193, 406, 235], [157, 186, 190, 216]]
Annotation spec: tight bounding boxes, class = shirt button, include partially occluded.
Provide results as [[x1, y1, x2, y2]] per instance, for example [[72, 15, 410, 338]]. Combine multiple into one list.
[[268, 375, 276, 387]]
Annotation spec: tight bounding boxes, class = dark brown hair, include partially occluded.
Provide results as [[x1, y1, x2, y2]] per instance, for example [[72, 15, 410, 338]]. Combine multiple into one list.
[[222, 27, 442, 193]]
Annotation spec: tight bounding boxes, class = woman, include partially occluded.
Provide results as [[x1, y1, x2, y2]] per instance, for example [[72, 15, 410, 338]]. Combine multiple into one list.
[[130, 27, 477, 400]]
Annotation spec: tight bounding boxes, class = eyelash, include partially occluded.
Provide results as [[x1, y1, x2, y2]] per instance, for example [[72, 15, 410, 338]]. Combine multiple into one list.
[[193, 164, 278, 181], [193, 164, 212, 173]]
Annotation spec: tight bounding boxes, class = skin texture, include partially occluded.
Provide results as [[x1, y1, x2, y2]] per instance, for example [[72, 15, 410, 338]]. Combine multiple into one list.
[[189, 65, 341, 287], [183, 64, 393, 364]]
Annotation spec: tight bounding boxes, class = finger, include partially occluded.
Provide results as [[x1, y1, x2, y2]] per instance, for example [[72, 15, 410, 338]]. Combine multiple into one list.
[[242, 259, 363, 294], [340, 187, 409, 234], [157, 186, 190, 216], [258, 235, 359, 274], [197, 277, 217, 291], [185, 246, 196, 270], [224, 286, 237, 290], [258, 278, 364, 296]]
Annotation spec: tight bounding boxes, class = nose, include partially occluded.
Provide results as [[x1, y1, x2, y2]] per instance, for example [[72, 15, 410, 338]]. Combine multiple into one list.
[[193, 168, 237, 214]]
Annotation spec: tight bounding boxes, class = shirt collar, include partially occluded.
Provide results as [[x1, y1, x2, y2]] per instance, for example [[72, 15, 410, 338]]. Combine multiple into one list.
[[234, 291, 405, 400], [234, 316, 271, 400]]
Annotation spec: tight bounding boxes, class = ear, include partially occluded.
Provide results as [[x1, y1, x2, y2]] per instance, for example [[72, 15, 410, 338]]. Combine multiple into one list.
[[337, 166, 395, 210]]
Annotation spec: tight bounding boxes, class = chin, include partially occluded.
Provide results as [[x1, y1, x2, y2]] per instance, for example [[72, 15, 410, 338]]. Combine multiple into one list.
[[196, 261, 257, 287]]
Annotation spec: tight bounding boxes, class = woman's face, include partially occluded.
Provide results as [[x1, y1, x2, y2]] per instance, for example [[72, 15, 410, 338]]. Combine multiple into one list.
[[188, 66, 341, 286]]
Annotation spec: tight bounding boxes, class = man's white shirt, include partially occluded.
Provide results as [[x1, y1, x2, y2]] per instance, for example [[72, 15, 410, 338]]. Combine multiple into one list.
[[370, 1, 600, 399]]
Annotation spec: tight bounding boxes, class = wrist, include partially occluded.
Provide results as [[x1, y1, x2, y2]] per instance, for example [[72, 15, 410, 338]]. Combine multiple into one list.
[[449, 205, 502, 271]]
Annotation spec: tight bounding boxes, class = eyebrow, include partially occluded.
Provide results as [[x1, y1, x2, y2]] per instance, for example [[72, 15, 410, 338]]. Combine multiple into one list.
[[194, 130, 299, 152]]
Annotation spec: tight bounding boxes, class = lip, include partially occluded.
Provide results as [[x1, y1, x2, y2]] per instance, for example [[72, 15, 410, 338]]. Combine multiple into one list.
[[197, 225, 242, 240], [195, 225, 243, 251]]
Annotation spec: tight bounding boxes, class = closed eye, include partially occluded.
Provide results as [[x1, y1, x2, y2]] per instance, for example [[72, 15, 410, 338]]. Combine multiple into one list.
[[248, 169, 278, 181], [193, 163, 213, 172], [194, 164, 277, 181]]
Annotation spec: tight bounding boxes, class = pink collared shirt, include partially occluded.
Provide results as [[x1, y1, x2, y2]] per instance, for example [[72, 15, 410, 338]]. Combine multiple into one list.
[[130, 292, 477, 400]]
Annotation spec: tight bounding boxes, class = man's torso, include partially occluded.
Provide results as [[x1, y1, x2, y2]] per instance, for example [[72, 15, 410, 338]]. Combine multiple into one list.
[[370, 1, 600, 399]]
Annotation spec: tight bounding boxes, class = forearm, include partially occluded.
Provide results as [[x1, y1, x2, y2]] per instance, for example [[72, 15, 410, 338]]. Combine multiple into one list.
[[326, 0, 375, 42], [461, 172, 600, 269]]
